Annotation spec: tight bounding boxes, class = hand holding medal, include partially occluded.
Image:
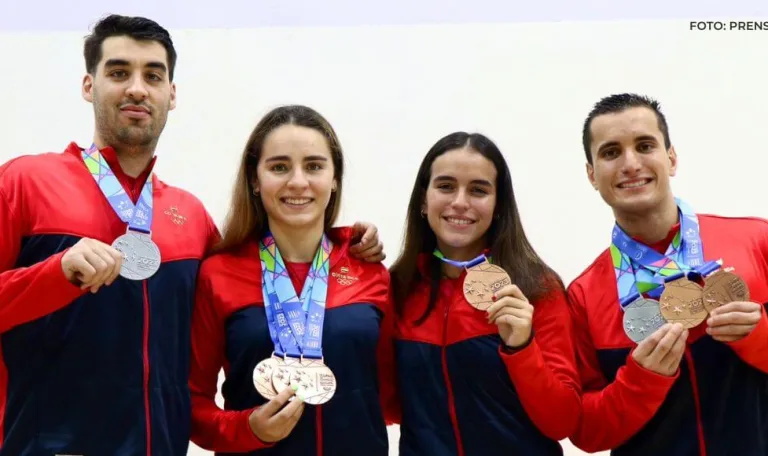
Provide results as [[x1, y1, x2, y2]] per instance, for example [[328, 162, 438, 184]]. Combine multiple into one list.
[[702, 270, 761, 342], [611, 200, 755, 346], [630, 322, 688, 377], [485, 284, 534, 348], [432, 251, 531, 347], [248, 384, 305, 443]]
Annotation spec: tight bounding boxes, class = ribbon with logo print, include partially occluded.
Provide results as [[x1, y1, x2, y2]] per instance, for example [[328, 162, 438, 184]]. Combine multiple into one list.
[[611, 197, 720, 308], [81, 143, 154, 233], [259, 233, 332, 359]]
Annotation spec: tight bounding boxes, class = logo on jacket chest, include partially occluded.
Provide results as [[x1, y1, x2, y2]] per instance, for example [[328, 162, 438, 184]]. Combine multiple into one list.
[[331, 265, 359, 286], [163, 206, 187, 225]]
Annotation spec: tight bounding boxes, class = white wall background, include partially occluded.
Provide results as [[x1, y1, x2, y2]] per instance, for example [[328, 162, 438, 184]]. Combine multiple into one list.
[[1, 2, 767, 455]]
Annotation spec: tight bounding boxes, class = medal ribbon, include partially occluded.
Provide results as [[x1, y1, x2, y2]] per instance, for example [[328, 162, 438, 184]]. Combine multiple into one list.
[[432, 250, 488, 269], [611, 197, 720, 308], [259, 233, 332, 359], [81, 144, 154, 233]]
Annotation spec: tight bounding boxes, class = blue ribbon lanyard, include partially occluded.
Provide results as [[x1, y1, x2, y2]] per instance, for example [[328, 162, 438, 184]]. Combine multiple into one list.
[[611, 198, 720, 308], [81, 143, 154, 234]]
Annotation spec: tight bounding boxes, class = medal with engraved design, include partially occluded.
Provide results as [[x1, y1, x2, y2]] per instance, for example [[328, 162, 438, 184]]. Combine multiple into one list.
[[659, 277, 708, 328], [253, 355, 281, 400], [271, 356, 299, 393], [702, 270, 750, 313], [623, 298, 667, 343], [112, 229, 162, 280], [289, 358, 337, 405], [463, 262, 512, 311]]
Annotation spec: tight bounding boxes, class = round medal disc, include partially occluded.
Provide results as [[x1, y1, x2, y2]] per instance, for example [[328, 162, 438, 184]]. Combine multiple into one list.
[[623, 298, 667, 343], [659, 277, 707, 329], [253, 356, 281, 400], [289, 358, 337, 405], [463, 263, 512, 311], [702, 271, 750, 313], [112, 231, 161, 280]]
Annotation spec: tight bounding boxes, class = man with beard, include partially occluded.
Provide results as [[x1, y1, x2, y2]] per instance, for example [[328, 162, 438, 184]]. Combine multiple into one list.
[[0, 14, 384, 456]]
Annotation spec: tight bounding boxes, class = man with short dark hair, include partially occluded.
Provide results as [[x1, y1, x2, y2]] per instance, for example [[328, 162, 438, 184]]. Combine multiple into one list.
[[0, 14, 383, 455], [566, 93, 768, 455]]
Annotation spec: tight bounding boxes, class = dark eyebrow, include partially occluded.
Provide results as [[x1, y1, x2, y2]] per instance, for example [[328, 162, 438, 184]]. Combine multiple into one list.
[[104, 58, 167, 73], [264, 155, 329, 163], [433, 175, 493, 187], [634, 135, 658, 143]]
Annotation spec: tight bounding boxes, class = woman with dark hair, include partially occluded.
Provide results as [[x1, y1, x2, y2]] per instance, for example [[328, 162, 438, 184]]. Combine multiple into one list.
[[390, 132, 581, 455], [187, 105, 397, 455]]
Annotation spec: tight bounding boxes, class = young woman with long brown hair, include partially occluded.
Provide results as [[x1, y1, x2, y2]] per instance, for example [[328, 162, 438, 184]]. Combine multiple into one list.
[[187, 105, 397, 455], [389, 132, 581, 455]]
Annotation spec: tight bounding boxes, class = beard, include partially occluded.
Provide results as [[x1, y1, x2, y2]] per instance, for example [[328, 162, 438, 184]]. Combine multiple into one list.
[[93, 97, 168, 150]]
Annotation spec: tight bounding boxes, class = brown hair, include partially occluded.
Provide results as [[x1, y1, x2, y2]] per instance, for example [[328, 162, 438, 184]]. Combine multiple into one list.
[[389, 132, 563, 325], [214, 105, 345, 253]]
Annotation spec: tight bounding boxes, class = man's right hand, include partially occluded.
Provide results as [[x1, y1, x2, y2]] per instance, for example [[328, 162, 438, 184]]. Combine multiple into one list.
[[631, 323, 689, 376], [249, 386, 305, 443], [61, 238, 124, 293]]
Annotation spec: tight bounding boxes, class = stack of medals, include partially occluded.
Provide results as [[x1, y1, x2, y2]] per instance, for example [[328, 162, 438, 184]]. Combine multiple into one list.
[[81, 144, 161, 280], [433, 250, 512, 311], [613, 198, 750, 343], [252, 233, 337, 405]]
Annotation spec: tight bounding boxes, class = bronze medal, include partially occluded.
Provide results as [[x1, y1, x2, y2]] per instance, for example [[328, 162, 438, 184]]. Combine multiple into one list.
[[463, 262, 512, 311], [659, 277, 708, 329], [702, 270, 750, 313], [289, 358, 337, 405], [253, 355, 280, 400]]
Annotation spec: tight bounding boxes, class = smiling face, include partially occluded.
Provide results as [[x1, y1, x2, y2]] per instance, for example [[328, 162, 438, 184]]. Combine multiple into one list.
[[586, 106, 677, 217], [82, 35, 176, 150], [423, 147, 497, 260], [253, 124, 337, 233]]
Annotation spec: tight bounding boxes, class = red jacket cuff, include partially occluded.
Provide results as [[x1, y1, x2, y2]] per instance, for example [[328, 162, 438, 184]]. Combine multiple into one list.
[[622, 351, 679, 394], [498, 338, 539, 372]]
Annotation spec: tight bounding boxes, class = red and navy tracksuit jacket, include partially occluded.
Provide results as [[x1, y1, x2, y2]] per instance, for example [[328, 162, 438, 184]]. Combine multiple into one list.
[[393, 254, 582, 456], [188, 227, 398, 455], [0, 142, 217, 456], [567, 214, 768, 455]]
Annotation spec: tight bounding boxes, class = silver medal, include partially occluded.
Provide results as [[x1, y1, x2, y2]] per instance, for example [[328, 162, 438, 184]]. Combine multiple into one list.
[[623, 298, 667, 343], [112, 230, 162, 280]]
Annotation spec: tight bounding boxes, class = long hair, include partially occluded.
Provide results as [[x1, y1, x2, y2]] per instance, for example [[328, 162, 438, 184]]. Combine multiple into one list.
[[214, 105, 344, 253], [389, 132, 563, 325]]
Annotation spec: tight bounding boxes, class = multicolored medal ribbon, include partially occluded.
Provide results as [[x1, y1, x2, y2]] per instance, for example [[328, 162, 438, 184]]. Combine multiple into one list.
[[81, 144, 161, 280], [252, 233, 337, 405], [611, 197, 738, 343], [433, 249, 511, 311]]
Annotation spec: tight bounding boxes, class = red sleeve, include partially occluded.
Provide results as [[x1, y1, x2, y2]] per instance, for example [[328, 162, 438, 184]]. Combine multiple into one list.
[[566, 282, 678, 453], [499, 287, 581, 441], [0, 184, 86, 334], [376, 277, 401, 425], [188, 265, 273, 453], [726, 303, 768, 373]]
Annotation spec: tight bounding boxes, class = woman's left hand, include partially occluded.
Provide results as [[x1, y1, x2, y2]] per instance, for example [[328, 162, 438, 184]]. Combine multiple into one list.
[[485, 284, 534, 349]]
